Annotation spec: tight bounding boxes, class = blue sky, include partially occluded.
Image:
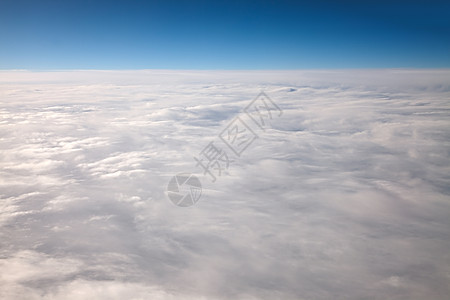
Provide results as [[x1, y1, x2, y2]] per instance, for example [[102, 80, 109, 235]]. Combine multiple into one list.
[[1, 0, 449, 69]]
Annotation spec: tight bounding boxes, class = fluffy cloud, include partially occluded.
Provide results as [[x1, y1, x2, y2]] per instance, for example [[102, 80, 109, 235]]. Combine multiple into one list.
[[0, 70, 449, 299]]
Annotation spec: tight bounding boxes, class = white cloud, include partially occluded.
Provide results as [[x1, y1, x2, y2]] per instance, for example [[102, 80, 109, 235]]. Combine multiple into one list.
[[0, 70, 449, 299]]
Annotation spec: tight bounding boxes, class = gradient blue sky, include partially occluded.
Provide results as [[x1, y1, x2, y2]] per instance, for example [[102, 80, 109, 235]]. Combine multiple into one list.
[[1, 0, 449, 69]]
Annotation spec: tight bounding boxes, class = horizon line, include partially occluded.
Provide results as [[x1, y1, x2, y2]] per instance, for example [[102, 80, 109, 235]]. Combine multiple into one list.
[[2, 67, 450, 72]]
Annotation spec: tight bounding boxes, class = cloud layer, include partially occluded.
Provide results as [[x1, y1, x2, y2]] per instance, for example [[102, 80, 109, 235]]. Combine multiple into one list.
[[1, 70, 450, 299]]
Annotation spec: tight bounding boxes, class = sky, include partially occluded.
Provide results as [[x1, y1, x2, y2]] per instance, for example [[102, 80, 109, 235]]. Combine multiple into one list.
[[1, 0, 449, 69]]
